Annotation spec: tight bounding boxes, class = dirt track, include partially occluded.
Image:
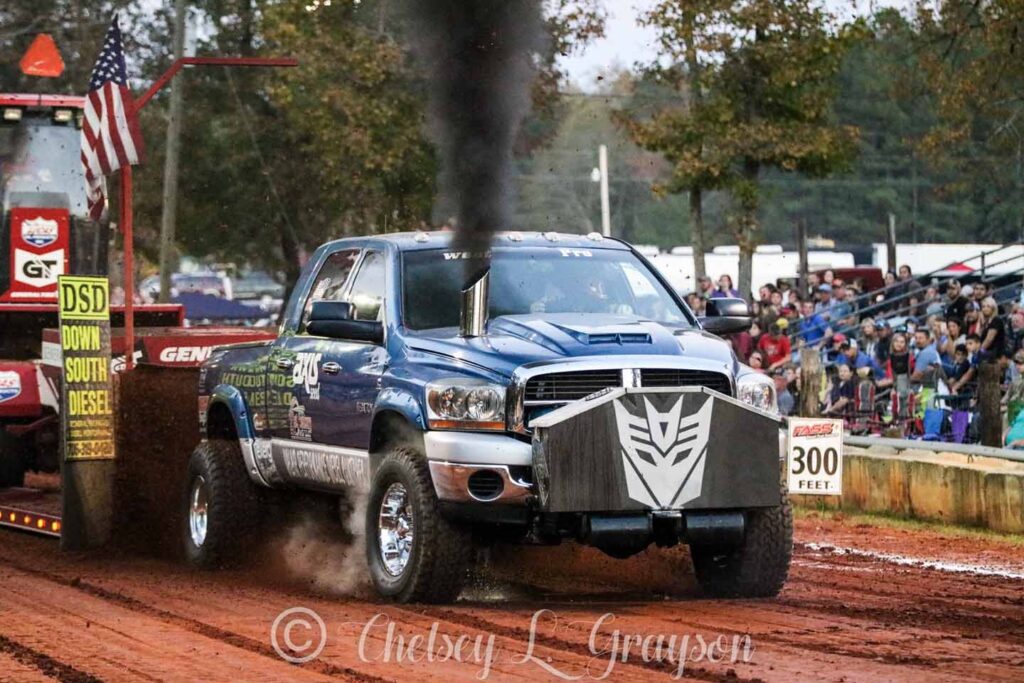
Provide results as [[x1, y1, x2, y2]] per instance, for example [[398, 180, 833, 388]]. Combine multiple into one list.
[[1, 514, 1022, 682]]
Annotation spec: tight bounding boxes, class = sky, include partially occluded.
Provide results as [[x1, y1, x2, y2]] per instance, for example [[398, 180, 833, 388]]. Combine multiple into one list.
[[558, 0, 915, 90]]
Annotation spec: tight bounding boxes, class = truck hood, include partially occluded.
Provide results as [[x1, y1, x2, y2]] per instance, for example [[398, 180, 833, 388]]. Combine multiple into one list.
[[403, 314, 736, 379]]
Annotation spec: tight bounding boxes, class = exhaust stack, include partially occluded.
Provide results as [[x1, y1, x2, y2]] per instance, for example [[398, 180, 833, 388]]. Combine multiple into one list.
[[459, 269, 490, 337]]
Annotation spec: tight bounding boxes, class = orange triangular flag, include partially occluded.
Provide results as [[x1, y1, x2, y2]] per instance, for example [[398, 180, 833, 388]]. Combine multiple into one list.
[[20, 34, 64, 78]]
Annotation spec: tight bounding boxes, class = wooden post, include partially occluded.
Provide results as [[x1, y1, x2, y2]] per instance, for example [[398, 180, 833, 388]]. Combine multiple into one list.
[[796, 218, 808, 296], [886, 213, 897, 275], [799, 346, 823, 418], [121, 166, 135, 370], [978, 361, 1003, 447]]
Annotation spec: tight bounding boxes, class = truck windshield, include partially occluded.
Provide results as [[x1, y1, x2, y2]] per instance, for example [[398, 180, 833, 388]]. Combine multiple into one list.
[[1, 119, 89, 218], [402, 247, 693, 331]]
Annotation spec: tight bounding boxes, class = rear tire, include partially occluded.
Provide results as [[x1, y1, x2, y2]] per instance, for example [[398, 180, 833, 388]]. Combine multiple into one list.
[[691, 493, 793, 598], [182, 439, 262, 568], [366, 446, 473, 603], [0, 431, 27, 488]]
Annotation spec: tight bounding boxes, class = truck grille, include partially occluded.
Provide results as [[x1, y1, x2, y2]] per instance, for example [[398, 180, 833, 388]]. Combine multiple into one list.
[[524, 370, 621, 404], [640, 369, 732, 395], [523, 368, 732, 406]]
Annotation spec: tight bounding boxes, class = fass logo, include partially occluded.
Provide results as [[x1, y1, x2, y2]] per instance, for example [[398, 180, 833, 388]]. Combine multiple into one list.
[[21, 216, 59, 248], [792, 423, 836, 437], [0, 371, 22, 403]]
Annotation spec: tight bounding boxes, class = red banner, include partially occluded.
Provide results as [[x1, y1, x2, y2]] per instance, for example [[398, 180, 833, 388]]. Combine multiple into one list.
[[1, 207, 70, 303]]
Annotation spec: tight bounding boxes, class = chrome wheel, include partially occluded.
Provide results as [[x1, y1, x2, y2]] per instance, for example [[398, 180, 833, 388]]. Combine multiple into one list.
[[378, 482, 414, 577], [189, 475, 209, 548]]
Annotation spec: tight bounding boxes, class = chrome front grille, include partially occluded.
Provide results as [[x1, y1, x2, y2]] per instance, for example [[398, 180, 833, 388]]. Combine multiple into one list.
[[524, 370, 621, 404], [640, 369, 732, 395]]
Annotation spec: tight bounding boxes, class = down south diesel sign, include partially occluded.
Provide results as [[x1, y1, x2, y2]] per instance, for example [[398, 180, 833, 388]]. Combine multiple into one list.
[[1, 207, 70, 302]]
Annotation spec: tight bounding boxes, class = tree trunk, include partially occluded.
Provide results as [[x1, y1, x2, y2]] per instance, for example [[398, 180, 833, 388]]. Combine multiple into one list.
[[738, 238, 754, 304], [689, 188, 706, 280], [978, 361, 1003, 447], [278, 224, 302, 306], [799, 347, 822, 417]]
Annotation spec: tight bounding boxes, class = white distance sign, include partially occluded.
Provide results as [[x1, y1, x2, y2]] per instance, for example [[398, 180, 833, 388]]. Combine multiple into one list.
[[786, 418, 843, 496]]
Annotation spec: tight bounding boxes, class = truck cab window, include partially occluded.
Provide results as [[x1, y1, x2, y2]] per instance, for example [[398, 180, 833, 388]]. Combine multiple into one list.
[[301, 248, 359, 329], [346, 251, 386, 321]]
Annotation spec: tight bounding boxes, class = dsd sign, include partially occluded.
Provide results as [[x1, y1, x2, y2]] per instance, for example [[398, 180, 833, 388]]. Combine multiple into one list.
[[786, 418, 843, 495], [58, 276, 115, 461]]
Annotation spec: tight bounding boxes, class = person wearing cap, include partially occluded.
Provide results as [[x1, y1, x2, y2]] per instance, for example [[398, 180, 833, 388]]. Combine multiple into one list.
[[757, 318, 792, 371], [696, 275, 714, 300], [836, 338, 885, 381], [773, 369, 795, 416], [814, 283, 833, 316], [874, 320, 893, 367], [944, 279, 968, 322]]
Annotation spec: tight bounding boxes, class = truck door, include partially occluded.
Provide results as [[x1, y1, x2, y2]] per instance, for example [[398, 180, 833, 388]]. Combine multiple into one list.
[[303, 249, 388, 450], [265, 248, 360, 441]]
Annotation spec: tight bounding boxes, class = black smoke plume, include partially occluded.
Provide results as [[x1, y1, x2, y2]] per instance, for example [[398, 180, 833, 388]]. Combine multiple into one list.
[[406, 0, 546, 287]]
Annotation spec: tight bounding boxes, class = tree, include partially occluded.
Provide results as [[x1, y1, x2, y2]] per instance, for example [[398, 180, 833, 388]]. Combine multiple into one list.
[[914, 0, 1024, 242], [623, 0, 861, 298]]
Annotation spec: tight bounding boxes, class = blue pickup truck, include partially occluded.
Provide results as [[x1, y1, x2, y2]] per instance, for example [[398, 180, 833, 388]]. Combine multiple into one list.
[[186, 231, 790, 603]]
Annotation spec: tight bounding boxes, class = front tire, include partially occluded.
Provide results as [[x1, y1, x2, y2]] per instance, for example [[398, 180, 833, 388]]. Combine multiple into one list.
[[366, 446, 473, 603], [182, 440, 261, 568], [690, 494, 793, 598]]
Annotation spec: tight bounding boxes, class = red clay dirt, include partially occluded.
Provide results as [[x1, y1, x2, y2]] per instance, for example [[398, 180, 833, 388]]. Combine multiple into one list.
[[0, 514, 1022, 682]]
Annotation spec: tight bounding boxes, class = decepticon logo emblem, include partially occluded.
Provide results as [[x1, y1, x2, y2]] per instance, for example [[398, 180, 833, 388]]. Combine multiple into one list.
[[613, 395, 713, 509]]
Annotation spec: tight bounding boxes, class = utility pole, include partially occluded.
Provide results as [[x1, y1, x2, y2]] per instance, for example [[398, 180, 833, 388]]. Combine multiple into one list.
[[158, 0, 187, 303], [796, 218, 808, 296], [886, 212, 897, 275], [598, 144, 611, 237]]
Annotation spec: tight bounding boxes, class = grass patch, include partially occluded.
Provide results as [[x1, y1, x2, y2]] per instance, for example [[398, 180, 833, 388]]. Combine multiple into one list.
[[793, 505, 1024, 547]]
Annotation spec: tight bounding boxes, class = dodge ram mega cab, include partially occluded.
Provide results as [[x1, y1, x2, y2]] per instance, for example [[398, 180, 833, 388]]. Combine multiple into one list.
[[187, 231, 790, 602]]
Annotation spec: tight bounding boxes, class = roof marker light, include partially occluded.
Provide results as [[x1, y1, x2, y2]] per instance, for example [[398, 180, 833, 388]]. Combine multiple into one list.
[[53, 108, 73, 123], [587, 232, 604, 241], [543, 232, 561, 242], [506, 232, 523, 242], [3, 108, 22, 122], [413, 231, 430, 242]]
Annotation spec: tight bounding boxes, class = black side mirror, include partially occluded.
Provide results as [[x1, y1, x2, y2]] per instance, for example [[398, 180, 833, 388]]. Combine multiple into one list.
[[700, 297, 752, 335], [307, 300, 384, 344]]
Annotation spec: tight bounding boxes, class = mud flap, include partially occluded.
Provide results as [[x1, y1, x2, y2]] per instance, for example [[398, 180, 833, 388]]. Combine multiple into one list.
[[530, 387, 782, 513]]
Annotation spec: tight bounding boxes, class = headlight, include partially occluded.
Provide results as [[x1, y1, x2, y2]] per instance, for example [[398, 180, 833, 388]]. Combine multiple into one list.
[[737, 374, 778, 415], [426, 379, 506, 430]]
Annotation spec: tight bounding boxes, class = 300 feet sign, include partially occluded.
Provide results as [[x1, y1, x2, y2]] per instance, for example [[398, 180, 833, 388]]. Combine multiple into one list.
[[58, 276, 115, 460], [786, 418, 843, 496]]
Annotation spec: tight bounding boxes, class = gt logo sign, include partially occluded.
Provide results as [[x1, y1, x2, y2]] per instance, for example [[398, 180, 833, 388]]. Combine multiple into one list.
[[15, 248, 65, 288], [158, 346, 213, 363], [293, 353, 323, 400], [792, 423, 835, 437]]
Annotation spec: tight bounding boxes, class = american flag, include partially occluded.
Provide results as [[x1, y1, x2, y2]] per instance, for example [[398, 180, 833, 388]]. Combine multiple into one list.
[[80, 16, 144, 221]]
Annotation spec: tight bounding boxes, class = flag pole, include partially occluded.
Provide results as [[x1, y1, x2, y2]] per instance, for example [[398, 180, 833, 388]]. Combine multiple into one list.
[[120, 165, 134, 370]]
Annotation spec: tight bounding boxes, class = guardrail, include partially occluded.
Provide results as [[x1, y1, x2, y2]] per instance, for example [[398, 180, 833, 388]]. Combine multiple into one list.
[[844, 434, 1024, 464]]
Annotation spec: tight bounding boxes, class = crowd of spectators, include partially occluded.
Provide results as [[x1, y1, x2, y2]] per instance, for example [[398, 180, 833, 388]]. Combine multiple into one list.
[[684, 267, 1024, 446]]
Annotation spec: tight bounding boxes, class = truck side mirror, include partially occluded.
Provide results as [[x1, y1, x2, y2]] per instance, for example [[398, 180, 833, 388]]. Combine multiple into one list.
[[700, 297, 752, 335], [307, 300, 384, 344]]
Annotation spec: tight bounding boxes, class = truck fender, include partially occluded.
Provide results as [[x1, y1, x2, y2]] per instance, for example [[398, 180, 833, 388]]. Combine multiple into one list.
[[206, 384, 256, 440], [204, 384, 277, 488], [370, 387, 427, 472]]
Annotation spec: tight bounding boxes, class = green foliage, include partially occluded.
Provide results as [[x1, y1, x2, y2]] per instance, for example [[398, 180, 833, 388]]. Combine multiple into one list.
[[622, 0, 862, 296]]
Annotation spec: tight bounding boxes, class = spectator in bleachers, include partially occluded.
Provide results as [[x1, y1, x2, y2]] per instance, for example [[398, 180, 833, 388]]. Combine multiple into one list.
[[797, 299, 828, 346], [944, 280, 969, 321], [695, 275, 714, 301], [823, 363, 856, 416], [829, 282, 854, 323], [814, 284, 833, 316], [748, 350, 766, 373], [877, 332, 913, 390], [837, 339, 885, 381], [1009, 309, 1024, 355], [911, 328, 942, 386], [806, 272, 821, 299], [858, 317, 881, 359], [923, 286, 944, 317], [948, 342, 975, 396], [971, 281, 988, 305], [774, 369, 795, 416], [896, 264, 916, 297], [712, 274, 741, 299], [874, 320, 893, 367], [686, 292, 706, 316], [758, 319, 793, 372], [978, 296, 1007, 361]]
